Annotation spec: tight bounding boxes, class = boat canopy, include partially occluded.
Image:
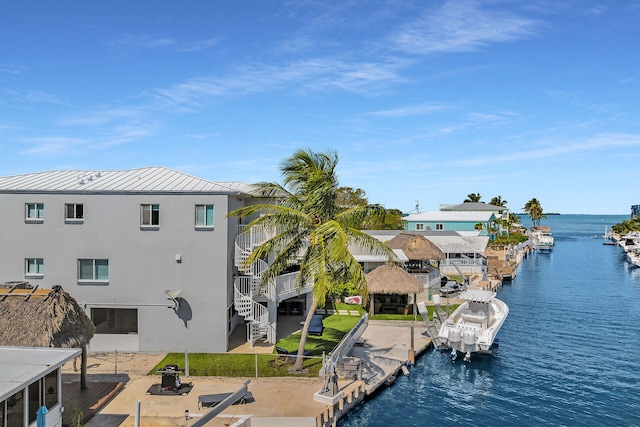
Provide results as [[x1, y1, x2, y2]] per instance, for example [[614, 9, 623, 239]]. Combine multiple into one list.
[[459, 289, 496, 303]]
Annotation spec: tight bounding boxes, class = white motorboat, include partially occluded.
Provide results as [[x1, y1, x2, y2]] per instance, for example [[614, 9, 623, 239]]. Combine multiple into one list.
[[619, 233, 640, 253], [531, 226, 554, 250], [437, 289, 509, 362]]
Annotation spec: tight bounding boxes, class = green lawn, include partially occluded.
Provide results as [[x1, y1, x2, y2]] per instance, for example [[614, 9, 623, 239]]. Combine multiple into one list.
[[149, 303, 455, 378], [149, 309, 363, 377]]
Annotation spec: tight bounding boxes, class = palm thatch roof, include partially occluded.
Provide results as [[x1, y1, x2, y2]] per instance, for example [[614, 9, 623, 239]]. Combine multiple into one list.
[[385, 233, 445, 261], [366, 264, 423, 295], [0, 284, 95, 348]]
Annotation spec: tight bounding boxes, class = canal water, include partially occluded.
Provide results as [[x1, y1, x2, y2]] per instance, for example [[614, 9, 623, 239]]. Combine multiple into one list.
[[340, 215, 640, 427]]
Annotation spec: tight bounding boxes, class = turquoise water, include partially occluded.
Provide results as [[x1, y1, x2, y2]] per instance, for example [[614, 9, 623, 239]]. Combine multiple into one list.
[[340, 215, 640, 427]]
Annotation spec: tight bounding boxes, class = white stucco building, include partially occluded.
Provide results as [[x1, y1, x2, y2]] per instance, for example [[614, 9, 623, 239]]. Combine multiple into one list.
[[0, 167, 312, 353]]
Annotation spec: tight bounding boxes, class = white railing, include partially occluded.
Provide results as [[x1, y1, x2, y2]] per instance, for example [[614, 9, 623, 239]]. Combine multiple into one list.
[[441, 258, 485, 267], [234, 282, 271, 346]]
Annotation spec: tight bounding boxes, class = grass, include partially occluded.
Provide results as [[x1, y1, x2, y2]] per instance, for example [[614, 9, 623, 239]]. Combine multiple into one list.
[[148, 302, 458, 378], [275, 310, 363, 354], [149, 309, 363, 378], [369, 304, 458, 321]]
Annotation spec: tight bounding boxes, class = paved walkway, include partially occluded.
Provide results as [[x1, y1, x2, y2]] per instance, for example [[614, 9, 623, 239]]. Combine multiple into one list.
[[83, 376, 326, 426]]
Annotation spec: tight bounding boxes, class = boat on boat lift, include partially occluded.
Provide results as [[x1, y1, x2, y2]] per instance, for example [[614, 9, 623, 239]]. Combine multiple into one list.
[[437, 289, 509, 362]]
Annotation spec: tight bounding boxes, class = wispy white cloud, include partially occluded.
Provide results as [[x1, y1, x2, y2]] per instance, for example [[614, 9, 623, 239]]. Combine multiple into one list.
[[367, 103, 452, 117], [4, 89, 67, 106], [0, 64, 24, 74], [19, 136, 91, 155], [148, 57, 406, 107], [58, 107, 146, 126], [451, 132, 640, 167], [388, 0, 538, 55], [109, 35, 219, 52]]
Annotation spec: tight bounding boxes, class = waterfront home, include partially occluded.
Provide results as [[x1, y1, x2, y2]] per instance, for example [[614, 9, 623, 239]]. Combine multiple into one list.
[[360, 230, 489, 280], [403, 210, 497, 236], [0, 346, 81, 427], [0, 167, 314, 352]]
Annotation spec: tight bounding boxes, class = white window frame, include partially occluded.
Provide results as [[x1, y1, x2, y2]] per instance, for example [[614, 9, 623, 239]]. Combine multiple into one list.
[[25, 203, 44, 223], [195, 204, 215, 229], [140, 204, 160, 228], [415, 223, 424, 230], [25, 258, 44, 278], [65, 203, 84, 223], [78, 259, 109, 284], [435, 223, 444, 230]]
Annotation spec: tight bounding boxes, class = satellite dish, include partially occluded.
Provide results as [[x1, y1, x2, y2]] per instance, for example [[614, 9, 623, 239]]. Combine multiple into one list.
[[164, 289, 182, 309]]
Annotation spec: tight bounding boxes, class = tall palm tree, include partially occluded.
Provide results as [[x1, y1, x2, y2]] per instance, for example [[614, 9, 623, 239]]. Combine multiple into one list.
[[229, 149, 397, 371], [523, 198, 545, 227], [464, 193, 482, 203]]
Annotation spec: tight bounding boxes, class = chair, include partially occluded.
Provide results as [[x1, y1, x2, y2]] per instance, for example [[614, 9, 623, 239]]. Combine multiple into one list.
[[309, 314, 324, 335]]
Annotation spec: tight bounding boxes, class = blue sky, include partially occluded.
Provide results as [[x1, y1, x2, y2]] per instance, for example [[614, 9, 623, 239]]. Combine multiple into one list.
[[1, 1, 639, 214]]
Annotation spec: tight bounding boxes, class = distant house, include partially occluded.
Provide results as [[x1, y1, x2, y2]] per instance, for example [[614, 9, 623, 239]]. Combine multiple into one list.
[[358, 230, 489, 279], [403, 211, 497, 236]]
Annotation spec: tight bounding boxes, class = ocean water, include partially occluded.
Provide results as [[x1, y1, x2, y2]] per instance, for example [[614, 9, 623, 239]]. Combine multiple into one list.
[[340, 215, 640, 427]]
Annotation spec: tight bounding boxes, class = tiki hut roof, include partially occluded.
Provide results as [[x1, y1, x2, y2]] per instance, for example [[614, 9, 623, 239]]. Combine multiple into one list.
[[366, 264, 423, 295], [0, 284, 95, 348], [385, 233, 445, 261]]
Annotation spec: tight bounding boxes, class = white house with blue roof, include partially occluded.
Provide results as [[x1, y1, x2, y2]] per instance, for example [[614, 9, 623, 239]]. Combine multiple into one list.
[[403, 211, 496, 235]]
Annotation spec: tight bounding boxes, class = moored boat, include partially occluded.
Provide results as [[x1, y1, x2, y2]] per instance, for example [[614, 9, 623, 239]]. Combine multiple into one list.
[[437, 289, 509, 362], [531, 226, 555, 251]]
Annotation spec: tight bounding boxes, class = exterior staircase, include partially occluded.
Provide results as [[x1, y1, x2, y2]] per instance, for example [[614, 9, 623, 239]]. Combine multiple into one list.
[[233, 226, 275, 346]]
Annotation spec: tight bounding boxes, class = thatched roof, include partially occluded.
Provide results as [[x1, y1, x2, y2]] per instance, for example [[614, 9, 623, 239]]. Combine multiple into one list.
[[366, 264, 423, 295], [386, 233, 445, 261], [0, 284, 95, 348]]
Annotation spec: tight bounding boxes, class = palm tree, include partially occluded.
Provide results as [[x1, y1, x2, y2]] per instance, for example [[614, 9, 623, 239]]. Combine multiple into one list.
[[523, 198, 545, 227], [229, 149, 397, 371], [489, 196, 507, 207], [464, 193, 482, 203]]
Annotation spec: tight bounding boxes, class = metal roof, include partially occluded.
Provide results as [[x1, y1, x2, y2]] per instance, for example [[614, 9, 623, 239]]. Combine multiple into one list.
[[440, 202, 506, 212], [0, 346, 81, 400], [423, 234, 489, 254], [403, 211, 495, 222], [459, 289, 496, 303], [0, 167, 256, 195], [363, 230, 488, 255], [351, 248, 408, 263]]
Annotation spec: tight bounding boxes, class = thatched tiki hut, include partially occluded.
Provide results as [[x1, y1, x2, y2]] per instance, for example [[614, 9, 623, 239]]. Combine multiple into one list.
[[0, 283, 95, 389], [366, 264, 423, 317], [385, 232, 445, 270]]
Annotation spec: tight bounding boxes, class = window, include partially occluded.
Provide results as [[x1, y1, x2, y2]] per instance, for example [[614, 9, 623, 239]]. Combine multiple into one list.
[[26, 203, 44, 222], [415, 223, 424, 230], [65, 203, 84, 221], [6, 389, 24, 426], [25, 258, 44, 277], [43, 369, 58, 409], [141, 204, 159, 226], [23, 369, 59, 424], [78, 259, 109, 283], [91, 308, 138, 334], [436, 223, 444, 230], [195, 204, 214, 228]]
